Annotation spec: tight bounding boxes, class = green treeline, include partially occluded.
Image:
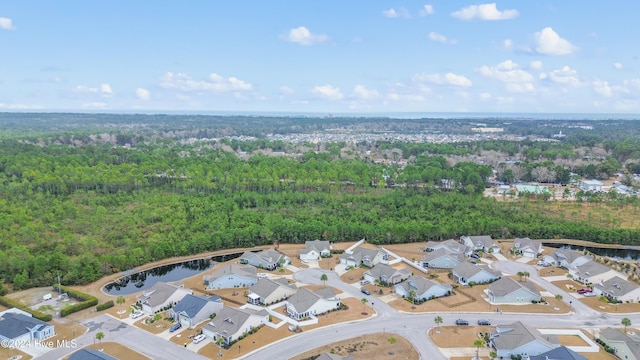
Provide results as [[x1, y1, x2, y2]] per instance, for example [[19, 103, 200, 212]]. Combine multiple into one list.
[[0, 140, 639, 291]]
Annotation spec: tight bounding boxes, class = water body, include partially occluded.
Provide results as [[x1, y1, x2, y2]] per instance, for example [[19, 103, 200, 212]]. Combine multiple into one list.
[[544, 243, 640, 261], [103, 252, 243, 295]]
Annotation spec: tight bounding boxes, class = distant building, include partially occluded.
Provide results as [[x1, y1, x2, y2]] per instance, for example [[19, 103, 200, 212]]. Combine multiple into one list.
[[579, 180, 603, 192]]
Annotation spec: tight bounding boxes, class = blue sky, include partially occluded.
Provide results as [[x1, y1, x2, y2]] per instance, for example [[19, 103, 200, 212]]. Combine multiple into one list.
[[1, 1, 639, 114]]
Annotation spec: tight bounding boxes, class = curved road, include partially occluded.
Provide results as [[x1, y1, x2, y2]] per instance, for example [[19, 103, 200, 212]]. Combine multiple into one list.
[[243, 265, 631, 360]]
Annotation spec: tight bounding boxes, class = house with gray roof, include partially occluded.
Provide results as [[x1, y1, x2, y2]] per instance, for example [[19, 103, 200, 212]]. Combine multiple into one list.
[[169, 294, 223, 328], [599, 327, 640, 360], [542, 249, 590, 268], [569, 260, 621, 285], [340, 246, 388, 268], [202, 306, 269, 346], [0, 310, 55, 344], [316, 353, 354, 360], [239, 248, 289, 270], [513, 237, 542, 258], [461, 235, 501, 253], [580, 179, 604, 192], [68, 348, 118, 360], [593, 276, 640, 303], [204, 264, 258, 290], [423, 239, 471, 256], [490, 321, 559, 358], [299, 240, 332, 261], [137, 282, 192, 314], [363, 264, 412, 285], [487, 277, 541, 304], [421, 248, 464, 269], [452, 262, 501, 286], [528, 346, 588, 360], [285, 287, 341, 320], [247, 278, 297, 305], [394, 275, 451, 301]]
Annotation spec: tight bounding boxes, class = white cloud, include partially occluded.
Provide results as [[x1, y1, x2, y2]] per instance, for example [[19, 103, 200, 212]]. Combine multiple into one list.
[[451, 3, 518, 21], [311, 84, 343, 100], [283, 26, 328, 46], [73, 84, 113, 97], [546, 66, 580, 87], [160, 72, 252, 92], [428, 32, 456, 44], [352, 85, 379, 100], [479, 60, 535, 92], [413, 72, 472, 88], [613, 62, 623, 70], [593, 80, 612, 97], [530, 60, 544, 70], [279, 86, 294, 95], [82, 102, 107, 109], [479, 92, 492, 100], [383, 7, 410, 18], [136, 88, 150, 100], [0, 17, 15, 30], [503, 39, 514, 50], [100, 84, 113, 96], [420, 5, 434, 16], [534, 27, 576, 55]]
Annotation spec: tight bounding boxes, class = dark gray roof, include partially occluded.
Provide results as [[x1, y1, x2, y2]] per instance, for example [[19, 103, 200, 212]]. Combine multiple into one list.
[[137, 282, 183, 308], [422, 248, 464, 263], [249, 278, 297, 298], [204, 264, 257, 282], [491, 321, 557, 351], [316, 353, 354, 360], [453, 262, 500, 279], [0, 312, 53, 340], [489, 277, 540, 297], [574, 260, 613, 278], [365, 264, 411, 280], [424, 239, 468, 254], [528, 346, 587, 360], [172, 294, 221, 319], [68, 348, 118, 360], [397, 275, 451, 295]]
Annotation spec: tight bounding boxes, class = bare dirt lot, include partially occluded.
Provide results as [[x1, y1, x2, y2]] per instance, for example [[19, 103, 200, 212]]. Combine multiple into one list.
[[291, 333, 419, 360]]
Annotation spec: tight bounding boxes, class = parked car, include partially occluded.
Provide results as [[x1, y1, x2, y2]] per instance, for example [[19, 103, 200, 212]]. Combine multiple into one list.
[[170, 322, 182, 332], [130, 310, 144, 319], [257, 273, 268, 278], [478, 319, 491, 326], [193, 334, 206, 344], [361, 288, 371, 295], [360, 280, 370, 286], [468, 260, 477, 264], [455, 319, 469, 326], [537, 261, 551, 267], [577, 288, 592, 295], [470, 253, 480, 259], [583, 291, 596, 297]]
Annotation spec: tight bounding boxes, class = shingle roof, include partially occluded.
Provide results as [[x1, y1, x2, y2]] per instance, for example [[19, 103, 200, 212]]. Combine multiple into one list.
[[203, 307, 266, 338], [68, 349, 118, 360], [573, 260, 613, 278], [316, 353, 354, 360], [529, 346, 587, 360], [365, 264, 411, 280], [513, 237, 541, 253], [594, 276, 638, 297], [397, 275, 451, 295], [300, 240, 331, 255], [172, 294, 221, 319], [422, 248, 464, 263], [489, 277, 540, 297], [204, 264, 257, 282], [424, 239, 468, 254], [600, 327, 640, 359], [249, 278, 297, 298], [0, 312, 53, 340], [287, 287, 335, 313], [137, 282, 182, 308], [453, 262, 500, 279], [492, 321, 557, 350]]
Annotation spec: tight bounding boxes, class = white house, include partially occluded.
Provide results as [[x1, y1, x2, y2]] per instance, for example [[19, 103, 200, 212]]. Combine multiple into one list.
[[580, 179, 604, 192], [599, 327, 640, 360], [423, 239, 471, 256], [285, 287, 341, 320], [452, 262, 501, 286], [460, 235, 501, 253], [487, 277, 541, 304], [240, 248, 289, 270], [0, 309, 55, 344], [363, 264, 412, 285], [247, 278, 298, 305], [201, 307, 269, 346], [542, 249, 590, 268], [137, 282, 192, 314], [299, 240, 332, 261], [203, 264, 258, 290], [421, 248, 464, 269], [490, 321, 559, 358], [513, 237, 542, 258], [340, 246, 388, 268], [169, 294, 223, 328], [593, 276, 640, 303], [394, 275, 452, 301], [569, 260, 621, 285]]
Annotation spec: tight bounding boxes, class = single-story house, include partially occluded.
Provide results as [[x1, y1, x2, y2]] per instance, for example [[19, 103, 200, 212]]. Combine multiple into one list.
[[528, 346, 588, 360], [204, 264, 258, 290], [593, 276, 640, 303], [513, 237, 542, 258], [363, 264, 412, 285], [169, 294, 223, 328], [542, 249, 591, 268], [490, 321, 559, 358], [202, 306, 269, 346], [286, 287, 341, 320], [487, 277, 541, 304], [394, 275, 452, 301], [68, 348, 118, 360], [0, 309, 56, 343], [421, 248, 464, 269], [452, 262, 501, 286], [423, 239, 471, 256], [460, 235, 501, 253], [580, 179, 604, 192], [569, 260, 621, 285], [239, 248, 289, 270], [340, 246, 388, 268], [599, 327, 640, 360], [247, 278, 298, 305], [299, 240, 332, 261], [137, 282, 192, 314], [316, 353, 354, 360]]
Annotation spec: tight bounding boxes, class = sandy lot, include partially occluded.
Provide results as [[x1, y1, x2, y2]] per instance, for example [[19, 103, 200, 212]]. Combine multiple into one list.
[[291, 333, 419, 360]]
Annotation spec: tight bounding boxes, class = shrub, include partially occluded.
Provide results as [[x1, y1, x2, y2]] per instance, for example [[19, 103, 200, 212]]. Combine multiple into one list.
[[54, 284, 98, 317], [96, 300, 114, 311], [0, 296, 52, 321]]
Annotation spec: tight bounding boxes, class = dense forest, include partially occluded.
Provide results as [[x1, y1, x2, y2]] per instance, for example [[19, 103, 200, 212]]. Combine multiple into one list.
[[1, 113, 639, 291]]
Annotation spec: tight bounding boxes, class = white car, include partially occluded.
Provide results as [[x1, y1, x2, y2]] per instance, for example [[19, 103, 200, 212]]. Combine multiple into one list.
[[130, 310, 144, 319], [257, 273, 268, 279], [193, 334, 207, 344]]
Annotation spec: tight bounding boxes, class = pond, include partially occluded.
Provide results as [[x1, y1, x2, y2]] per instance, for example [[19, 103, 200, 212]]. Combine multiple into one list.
[[544, 243, 640, 261], [103, 252, 243, 295]]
